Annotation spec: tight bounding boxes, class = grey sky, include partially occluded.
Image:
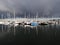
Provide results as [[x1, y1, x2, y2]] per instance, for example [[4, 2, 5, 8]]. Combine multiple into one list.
[[0, 0, 60, 16]]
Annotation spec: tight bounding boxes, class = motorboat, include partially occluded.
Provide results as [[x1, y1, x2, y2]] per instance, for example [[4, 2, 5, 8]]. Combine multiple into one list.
[[39, 22, 48, 25]]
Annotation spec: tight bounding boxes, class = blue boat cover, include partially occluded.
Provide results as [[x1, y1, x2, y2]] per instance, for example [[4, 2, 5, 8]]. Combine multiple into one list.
[[31, 22, 38, 26]]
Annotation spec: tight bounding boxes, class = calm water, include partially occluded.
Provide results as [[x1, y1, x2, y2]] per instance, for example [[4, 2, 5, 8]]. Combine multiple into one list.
[[0, 24, 60, 45]]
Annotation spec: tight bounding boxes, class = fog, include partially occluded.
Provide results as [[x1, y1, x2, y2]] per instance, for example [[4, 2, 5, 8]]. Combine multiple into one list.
[[0, 0, 60, 17]]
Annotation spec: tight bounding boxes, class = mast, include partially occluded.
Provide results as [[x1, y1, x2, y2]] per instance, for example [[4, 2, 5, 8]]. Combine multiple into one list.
[[14, 10, 15, 21], [1, 14, 3, 32], [25, 12, 26, 18], [14, 9, 15, 36], [36, 12, 38, 21], [29, 12, 30, 20], [7, 12, 10, 19], [7, 12, 11, 32]]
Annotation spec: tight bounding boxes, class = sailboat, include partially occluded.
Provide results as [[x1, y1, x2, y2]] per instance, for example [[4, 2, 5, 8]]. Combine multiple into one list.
[[4, 12, 11, 25], [24, 12, 31, 27], [11, 10, 19, 27]]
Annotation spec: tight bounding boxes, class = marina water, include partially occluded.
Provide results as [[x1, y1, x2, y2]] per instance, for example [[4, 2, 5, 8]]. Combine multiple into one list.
[[0, 24, 60, 45]]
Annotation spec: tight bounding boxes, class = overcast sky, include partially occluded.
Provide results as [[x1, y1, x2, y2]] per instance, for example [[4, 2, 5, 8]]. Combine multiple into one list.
[[0, 0, 60, 16]]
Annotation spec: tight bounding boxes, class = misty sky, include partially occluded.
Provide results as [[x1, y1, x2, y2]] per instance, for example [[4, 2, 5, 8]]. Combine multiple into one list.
[[0, 0, 60, 16]]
